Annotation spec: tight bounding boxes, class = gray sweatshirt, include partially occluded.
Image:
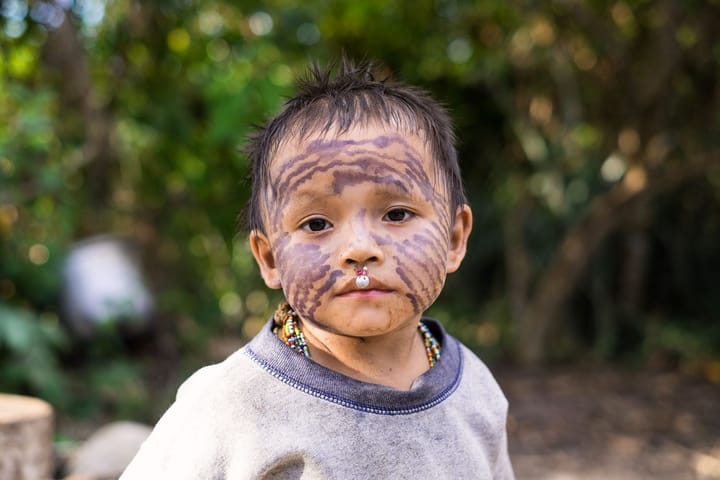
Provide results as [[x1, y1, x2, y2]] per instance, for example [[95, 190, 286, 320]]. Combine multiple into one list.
[[121, 319, 515, 479]]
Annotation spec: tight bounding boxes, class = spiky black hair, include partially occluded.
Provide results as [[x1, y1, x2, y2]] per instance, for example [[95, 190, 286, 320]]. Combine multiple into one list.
[[244, 57, 466, 232]]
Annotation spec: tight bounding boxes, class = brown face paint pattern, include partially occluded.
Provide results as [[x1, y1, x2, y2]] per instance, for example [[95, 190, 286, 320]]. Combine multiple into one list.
[[266, 133, 452, 330]]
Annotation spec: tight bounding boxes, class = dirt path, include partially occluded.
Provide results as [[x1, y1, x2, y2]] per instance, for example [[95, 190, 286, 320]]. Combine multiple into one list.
[[497, 367, 720, 479]]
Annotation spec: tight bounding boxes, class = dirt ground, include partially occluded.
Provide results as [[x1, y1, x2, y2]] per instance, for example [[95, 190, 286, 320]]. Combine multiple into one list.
[[497, 367, 720, 480]]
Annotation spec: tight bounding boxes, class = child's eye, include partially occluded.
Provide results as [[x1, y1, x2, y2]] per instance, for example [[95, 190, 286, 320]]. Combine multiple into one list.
[[301, 218, 332, 232], [383, 208, 413, 223]]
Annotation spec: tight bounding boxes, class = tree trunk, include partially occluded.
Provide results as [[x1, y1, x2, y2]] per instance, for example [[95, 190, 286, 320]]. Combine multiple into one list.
[[0, 394, 54, 480], [515, 159, 713, 364], [618, 202, 652, 316], [503, 193, 534, 324], [41, 11, 116, 233]]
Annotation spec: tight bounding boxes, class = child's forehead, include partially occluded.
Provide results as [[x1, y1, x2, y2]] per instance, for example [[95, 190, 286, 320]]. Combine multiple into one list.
[[260, 123, 454, 217], [269, 123, 435, 177]]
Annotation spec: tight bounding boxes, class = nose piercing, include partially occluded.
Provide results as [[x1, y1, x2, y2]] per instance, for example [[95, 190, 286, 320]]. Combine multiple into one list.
[[355, 265, 370, 289]]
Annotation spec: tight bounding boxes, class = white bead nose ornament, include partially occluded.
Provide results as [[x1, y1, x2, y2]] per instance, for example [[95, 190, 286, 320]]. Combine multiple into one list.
[[355, 266, 370, 289]]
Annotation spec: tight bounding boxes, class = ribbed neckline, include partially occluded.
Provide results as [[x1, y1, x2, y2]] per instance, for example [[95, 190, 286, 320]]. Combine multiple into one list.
[[243, 318, 463, 415]]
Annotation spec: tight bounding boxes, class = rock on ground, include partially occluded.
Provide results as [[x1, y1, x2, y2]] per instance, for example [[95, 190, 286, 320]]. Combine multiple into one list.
[[65, 421, 151, 480]]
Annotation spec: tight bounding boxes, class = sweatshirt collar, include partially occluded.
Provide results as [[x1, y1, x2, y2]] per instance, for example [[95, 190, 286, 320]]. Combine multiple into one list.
[[243, 318, 463, 415]]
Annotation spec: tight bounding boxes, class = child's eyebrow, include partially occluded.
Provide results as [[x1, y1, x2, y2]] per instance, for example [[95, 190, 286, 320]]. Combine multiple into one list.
[[371, 183, 422, 199], [289, 187, 337, 201], [278, 190, 337, 211], [284, 184, 424, 207]]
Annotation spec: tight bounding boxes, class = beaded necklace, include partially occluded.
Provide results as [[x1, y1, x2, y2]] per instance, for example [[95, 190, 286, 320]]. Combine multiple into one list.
[[272, 302, 441, 368]]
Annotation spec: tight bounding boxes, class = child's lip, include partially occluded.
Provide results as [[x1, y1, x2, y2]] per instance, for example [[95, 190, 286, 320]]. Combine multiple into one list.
[[337, 289, 393, 298], [336, 277, 393, 296]]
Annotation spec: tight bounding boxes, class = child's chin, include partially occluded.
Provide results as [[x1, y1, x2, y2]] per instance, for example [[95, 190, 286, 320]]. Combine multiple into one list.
[[331, 307, 418, 336]]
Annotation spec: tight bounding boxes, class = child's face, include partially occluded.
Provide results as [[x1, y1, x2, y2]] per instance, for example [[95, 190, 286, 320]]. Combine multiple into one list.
[[250, 123, 472, 337]]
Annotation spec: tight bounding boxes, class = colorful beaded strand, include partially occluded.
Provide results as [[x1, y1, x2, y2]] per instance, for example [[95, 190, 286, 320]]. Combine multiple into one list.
[[273, 303, 310, 358], [273, 303, 441, 367], [419, 321, 441, 367]]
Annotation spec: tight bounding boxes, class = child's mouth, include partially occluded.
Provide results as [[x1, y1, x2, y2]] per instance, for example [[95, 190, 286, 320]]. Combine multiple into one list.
[[337, 288, 393, 298]]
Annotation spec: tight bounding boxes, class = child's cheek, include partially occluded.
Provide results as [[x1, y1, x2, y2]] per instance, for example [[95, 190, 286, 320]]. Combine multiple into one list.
[[274, 238, 342, 321], [373, 221, 449, 314], [400, 236, 448, 312]]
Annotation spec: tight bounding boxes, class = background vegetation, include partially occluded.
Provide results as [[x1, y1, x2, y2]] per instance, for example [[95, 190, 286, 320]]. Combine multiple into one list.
[[1, 0, 719, 425]]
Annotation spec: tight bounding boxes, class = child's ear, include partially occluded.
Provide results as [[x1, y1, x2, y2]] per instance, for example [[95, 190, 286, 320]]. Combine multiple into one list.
[[249, 230, 282, 289], [446, 204, 473, 273]]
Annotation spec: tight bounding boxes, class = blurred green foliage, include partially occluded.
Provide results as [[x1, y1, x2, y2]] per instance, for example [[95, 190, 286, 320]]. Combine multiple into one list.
[[1, 0, 720, 423], [0, 305, 68, 405]]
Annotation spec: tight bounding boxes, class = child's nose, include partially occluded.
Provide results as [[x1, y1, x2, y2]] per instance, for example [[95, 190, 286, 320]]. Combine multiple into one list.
[[339, 221, 384, 267]]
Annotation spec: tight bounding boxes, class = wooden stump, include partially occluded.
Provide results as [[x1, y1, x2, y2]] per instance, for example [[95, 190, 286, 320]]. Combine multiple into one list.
[[0, 394, 54, 480]]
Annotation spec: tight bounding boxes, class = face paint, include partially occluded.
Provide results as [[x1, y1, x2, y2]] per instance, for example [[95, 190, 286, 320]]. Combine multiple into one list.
[[263, 124, 453, 337]]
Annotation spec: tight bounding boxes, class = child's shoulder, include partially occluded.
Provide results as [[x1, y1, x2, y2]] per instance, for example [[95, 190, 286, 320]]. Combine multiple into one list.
[[175, 347, 255, 401], [421, 317, 507, 404], [457, 340, 502, 382], [121, 348, 262, 477], [457, 341, 507, 399]]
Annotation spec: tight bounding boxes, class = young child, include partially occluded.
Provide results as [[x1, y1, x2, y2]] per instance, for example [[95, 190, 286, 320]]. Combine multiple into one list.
[[121, 59, 514, 479]]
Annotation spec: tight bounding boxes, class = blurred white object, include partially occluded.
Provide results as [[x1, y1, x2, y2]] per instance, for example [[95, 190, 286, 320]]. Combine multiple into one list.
[[66, 421, 152, 479], [62, 235, 154, 338]]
